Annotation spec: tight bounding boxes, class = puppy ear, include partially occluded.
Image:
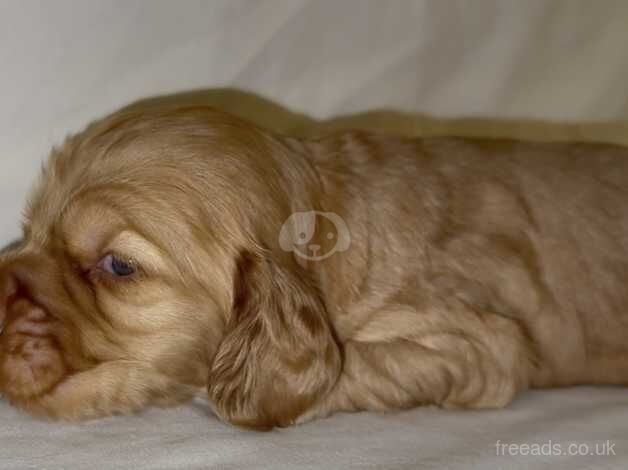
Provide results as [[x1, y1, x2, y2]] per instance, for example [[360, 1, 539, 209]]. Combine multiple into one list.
[[208, 250, 341, 430]]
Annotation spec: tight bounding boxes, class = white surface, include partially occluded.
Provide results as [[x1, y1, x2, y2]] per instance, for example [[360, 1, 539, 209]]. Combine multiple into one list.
[[1, 1, 628, 469], [1, 389, 627, 469]]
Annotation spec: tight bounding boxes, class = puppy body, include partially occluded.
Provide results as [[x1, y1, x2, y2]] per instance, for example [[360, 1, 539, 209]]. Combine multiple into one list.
[[304, 134, 628, 420], [1, 106, 628, 428]]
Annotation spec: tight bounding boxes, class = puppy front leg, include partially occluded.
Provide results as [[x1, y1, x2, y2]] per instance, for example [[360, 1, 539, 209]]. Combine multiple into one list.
[[17, 361, 196, 421], [300, 309, 536, 423]]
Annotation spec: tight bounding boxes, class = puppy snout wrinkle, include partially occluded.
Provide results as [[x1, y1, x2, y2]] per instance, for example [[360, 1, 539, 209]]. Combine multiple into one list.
[[0, 258, 53, 334]]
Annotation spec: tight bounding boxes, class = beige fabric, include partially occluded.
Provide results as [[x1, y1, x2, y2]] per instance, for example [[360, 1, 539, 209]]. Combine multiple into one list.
[[0, 388, 626, 469]]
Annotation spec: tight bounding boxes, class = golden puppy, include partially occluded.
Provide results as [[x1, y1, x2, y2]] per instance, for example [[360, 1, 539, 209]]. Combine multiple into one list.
[[1, 105, 628, 429]]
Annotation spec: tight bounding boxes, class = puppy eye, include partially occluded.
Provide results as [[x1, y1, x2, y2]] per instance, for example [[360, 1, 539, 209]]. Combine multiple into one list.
[[99, 254, 136, 277]]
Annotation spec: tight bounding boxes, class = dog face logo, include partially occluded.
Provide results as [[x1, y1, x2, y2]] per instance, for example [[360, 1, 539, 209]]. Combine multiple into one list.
[[279, 211, 351, 261]]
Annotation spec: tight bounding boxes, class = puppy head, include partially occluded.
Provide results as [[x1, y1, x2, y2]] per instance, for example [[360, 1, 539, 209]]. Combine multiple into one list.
[[0, 106, 341, 428]]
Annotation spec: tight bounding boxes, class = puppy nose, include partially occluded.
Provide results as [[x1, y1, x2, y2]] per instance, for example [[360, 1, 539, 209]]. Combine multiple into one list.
[[0, 270, 18, 330], [308, 244, 321, 253]]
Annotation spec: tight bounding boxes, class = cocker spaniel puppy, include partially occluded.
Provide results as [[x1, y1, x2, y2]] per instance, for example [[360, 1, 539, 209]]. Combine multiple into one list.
[[1, 105, 628, 429]]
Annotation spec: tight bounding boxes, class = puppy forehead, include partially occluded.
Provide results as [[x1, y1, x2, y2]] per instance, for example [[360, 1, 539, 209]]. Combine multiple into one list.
[[106, 230, 171, 272], [58, 196, 172, 271], [59, 199, 127, 257]]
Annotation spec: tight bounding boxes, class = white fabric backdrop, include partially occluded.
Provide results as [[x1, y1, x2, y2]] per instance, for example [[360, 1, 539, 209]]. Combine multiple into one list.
[[1, 1, 628, 469], [2, 0, 628, 244]]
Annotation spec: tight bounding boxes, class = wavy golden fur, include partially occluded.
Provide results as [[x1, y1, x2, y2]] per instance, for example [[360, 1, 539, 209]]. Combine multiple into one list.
[[1, 105, 628, 429]]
